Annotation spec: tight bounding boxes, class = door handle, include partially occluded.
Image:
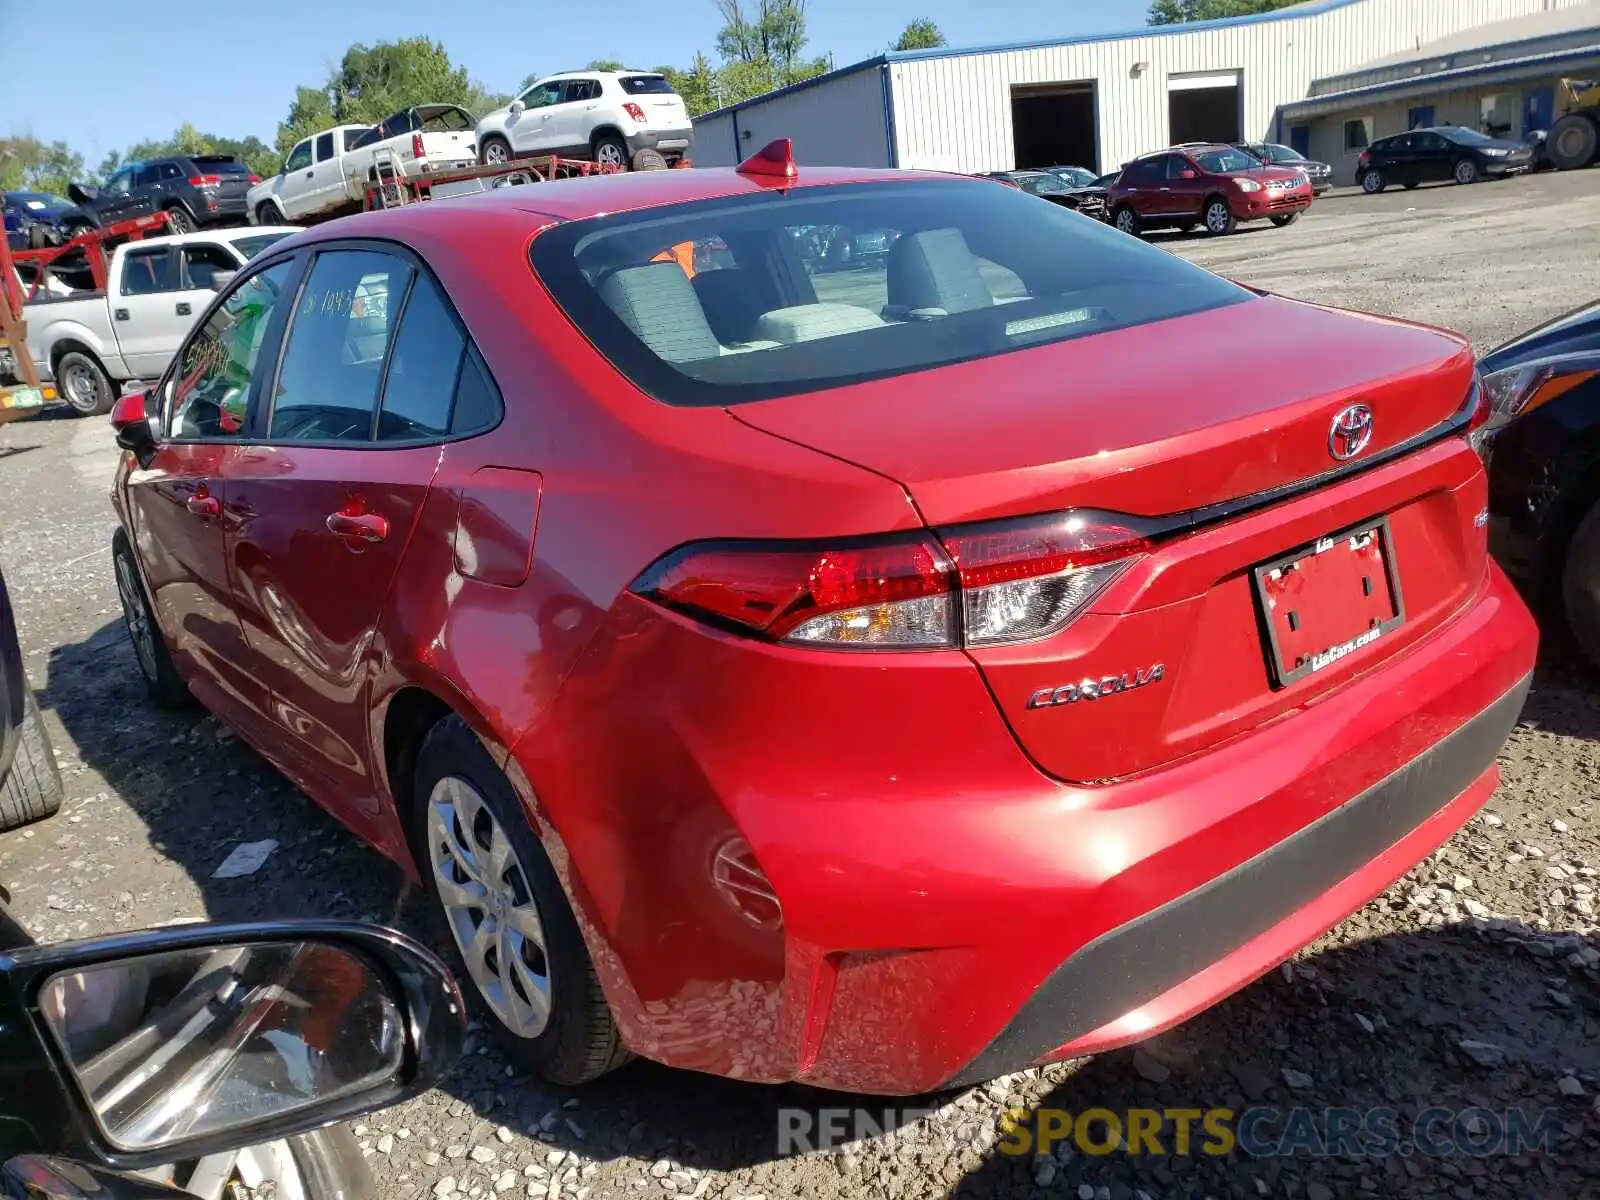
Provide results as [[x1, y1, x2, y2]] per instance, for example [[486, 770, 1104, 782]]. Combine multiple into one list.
[[186, 492, 221, 517], [175, 302, 191, 316], [305, 170, 314, 179], [326, 511, 389, 543], [115, 308, 129, 321]]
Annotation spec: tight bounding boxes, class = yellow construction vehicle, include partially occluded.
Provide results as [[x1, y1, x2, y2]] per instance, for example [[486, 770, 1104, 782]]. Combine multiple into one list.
[[1547, 77, 1600, 171]]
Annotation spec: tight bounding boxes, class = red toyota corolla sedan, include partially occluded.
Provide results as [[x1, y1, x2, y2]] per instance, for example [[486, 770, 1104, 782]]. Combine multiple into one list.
[[107, 147, 1537, 1095]]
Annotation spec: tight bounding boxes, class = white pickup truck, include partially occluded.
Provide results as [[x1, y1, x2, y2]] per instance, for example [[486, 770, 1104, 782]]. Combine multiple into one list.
[[23, 226, 297, 416], [247, 106, 478, 226]]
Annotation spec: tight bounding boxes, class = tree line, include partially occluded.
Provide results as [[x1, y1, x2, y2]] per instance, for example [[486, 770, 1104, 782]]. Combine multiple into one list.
[[1, 0, 1289, 196], [1, 3, 942, 197]]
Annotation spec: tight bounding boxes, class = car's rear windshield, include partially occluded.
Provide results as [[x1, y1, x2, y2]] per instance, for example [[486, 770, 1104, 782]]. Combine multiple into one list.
[[530, 180, 1249, 407], [619, 75, 675, 95], [191, 155, 250, 174], [419, 106, 474, 132]]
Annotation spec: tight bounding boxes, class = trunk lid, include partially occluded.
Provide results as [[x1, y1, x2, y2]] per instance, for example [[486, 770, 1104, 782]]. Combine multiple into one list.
[[734, 296, 1485, 781]]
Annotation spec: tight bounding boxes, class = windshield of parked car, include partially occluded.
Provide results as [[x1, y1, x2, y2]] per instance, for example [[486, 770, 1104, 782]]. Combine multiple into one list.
[[232, 233, 293, 258], [1019, 174, 1068, 195], [1441, 127, 1499, 146], [530, 180, 1249, 407], [619, 75, 675, 95], [1193, 148, 1261, 173], [1263, 144, 1306, 163], [1051, 167, 1097, 186]]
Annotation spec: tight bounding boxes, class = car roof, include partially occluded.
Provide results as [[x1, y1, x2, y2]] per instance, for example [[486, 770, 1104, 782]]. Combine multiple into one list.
[[539, 69, 660, 81], [124, 226, 301, 250]]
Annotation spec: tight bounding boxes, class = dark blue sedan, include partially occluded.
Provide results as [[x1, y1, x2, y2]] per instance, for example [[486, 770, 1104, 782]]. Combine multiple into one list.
[[2, 191, 79, 251]]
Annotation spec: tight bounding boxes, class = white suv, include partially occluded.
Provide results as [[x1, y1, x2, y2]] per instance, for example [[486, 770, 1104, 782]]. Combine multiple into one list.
[[475, 71, 694, 170]]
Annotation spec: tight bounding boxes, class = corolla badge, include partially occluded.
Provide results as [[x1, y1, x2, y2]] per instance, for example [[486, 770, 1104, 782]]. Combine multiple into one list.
[[1329, 403, 1374, 461], [1026, 664, 1165, 709]]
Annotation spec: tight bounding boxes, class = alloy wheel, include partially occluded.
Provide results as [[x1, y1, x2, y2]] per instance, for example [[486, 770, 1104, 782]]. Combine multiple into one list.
[[114, 554, 159, 683], [485, 141, 508, 165], [165, 209, 194, 234], [596, 142, 626, 168], [1455, 160, 1478, 184], [1362, 170, 1383, 193], [1206, 202, 1230, 233], [427, 775, 552, 1037], [151, 1140, 311, 1200], [1114, 209, 1136, 235]]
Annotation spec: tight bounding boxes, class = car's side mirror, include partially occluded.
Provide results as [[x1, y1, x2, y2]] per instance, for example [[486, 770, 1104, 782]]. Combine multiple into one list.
[[508, 99, 526, 116], [1178, 169, 1198, 180], [209, 269, 236, 293], [109, 390, 157, 467], [1, 920, 464, 1170]]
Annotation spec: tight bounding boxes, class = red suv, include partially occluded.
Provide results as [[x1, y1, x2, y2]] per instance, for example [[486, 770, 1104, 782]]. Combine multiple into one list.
[[1109, 143, 1314, 237], [107, 152, 1535, 1095]]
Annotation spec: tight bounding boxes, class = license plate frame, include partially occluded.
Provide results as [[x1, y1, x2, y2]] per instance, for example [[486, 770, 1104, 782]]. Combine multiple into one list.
[[1252, 516, 1406, 689]]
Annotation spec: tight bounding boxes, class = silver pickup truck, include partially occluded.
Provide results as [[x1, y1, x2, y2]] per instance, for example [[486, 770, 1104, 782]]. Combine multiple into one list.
[[21, 226, 295, 415]]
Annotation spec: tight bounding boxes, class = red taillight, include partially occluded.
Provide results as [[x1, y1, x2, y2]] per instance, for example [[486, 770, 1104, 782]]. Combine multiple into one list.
[[248, 173, 261, 184], [412, 132, 425, 158], [632, 511, 1152, 650], [188, 174, 222, 187], [1357, 152, 1370, 170], [623, 102, 648, 122]]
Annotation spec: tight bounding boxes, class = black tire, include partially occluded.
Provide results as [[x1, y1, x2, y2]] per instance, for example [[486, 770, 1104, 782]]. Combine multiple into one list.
[[1361, 168, 1387, 194], [0, 690, 63, 833], [287, 1126, 375, 1200], [1562, 500, 1600, 672], [1547, 113, 1599, 171], [413, 715, 630, 1086], [256, 201, 285, 227], [1112, 205, 1142, 238], [1203, 197, 1237, 236], [54, 350, 114, 416], [26, 222, 49, 250], [1453, 158, 1480, 185], [113, 532, 191, 710], [592, 132, 629, 171], [1403, 180, 1420, 190], [163, 205, 196, 234], [479, 135, 512, 167], [1270, 212, 1300, 227]]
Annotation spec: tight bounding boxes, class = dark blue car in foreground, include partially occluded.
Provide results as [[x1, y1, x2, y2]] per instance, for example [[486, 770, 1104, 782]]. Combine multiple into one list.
[[1480, 300, 1600, 665]]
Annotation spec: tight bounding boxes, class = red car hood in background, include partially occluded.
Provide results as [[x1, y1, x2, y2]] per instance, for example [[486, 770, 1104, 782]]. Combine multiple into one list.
[[731, 295, 1476, 527]]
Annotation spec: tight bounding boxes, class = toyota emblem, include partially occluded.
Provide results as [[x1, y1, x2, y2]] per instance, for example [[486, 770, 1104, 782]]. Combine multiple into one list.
[[1328, 404, 1374, 461]]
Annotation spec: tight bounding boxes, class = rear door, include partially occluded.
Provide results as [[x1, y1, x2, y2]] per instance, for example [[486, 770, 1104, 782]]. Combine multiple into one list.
[[551, 79, 601, 154], [113, 243, 186, 378], [311, 130, 346, 211], [1120, 158, 1164, 217], [123, 257, 298, 737], [221, 245, 457, 825], [1164, 154, 1206, 218]]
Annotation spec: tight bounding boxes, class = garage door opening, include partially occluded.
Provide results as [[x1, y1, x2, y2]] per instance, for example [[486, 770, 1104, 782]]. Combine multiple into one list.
[[1011, 82, 1098, 171], [1168, 71, 1241, 144]]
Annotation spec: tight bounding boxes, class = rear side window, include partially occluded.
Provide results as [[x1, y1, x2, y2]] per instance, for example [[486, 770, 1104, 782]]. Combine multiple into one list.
[[315, 132, 335, 162], [619, 75, 674, 95], [121, 247, 178, 295], [378, 274, 465, 441], [181, 244, 238, 290], [561, 80, 601, 103], [269, 250, 410, 442], [530, 180, 1247, 407]]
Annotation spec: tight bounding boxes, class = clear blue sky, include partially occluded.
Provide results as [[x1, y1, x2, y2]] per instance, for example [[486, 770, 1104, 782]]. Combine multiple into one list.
[[0, 0, 1152, 166]]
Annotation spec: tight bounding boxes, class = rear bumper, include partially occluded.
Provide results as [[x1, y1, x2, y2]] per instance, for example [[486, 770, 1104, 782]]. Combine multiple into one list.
[[627, 127, 694, 155], [949, 667, 1529, 1085], [521, 559, 1536, 1095]]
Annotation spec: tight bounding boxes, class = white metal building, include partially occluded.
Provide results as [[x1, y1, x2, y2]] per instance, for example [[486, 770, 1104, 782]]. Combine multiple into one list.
[[691, 0, 1592, 175]]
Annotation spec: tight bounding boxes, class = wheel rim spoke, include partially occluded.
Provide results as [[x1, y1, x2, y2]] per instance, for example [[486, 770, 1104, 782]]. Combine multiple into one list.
[[425, 774, 553, 1038]]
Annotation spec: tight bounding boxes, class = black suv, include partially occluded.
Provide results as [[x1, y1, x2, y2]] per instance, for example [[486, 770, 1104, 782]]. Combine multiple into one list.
[[1356, 126, 1533, 193], [66, 154, 258, 234], [0, 557, 62, 832]]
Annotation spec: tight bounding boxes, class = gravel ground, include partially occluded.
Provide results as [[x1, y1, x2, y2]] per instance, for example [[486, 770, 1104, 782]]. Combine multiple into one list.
[[2, 168, 1598, 1199]]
